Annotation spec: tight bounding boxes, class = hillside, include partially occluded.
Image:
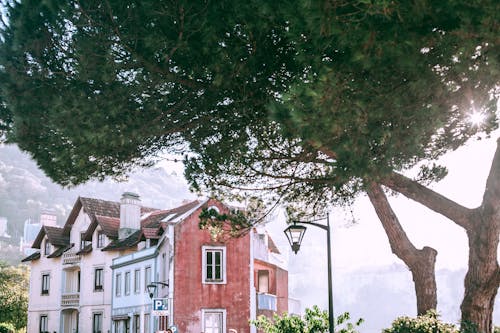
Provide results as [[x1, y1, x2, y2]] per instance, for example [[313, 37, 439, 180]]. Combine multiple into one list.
[[0, 144, 194, 244]]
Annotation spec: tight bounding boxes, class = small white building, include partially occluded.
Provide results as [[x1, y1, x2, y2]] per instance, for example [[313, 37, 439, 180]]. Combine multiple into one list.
[[22, 192, 170, 333]]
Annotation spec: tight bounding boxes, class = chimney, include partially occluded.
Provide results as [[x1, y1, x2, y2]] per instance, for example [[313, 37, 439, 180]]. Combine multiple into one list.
[[40, 209, 57, 227], [119, 192, 141, 240]]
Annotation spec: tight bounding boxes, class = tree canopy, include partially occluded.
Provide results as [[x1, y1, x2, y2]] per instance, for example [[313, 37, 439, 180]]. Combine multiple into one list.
[[0, 262, 29, 330], [0, 0, 499, 331], [0, 0, 497, 197]]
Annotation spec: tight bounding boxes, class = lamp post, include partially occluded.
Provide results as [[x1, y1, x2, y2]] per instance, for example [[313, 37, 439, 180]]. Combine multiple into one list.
[[146, 281, 169, 299], [284, 213, 334, 333]]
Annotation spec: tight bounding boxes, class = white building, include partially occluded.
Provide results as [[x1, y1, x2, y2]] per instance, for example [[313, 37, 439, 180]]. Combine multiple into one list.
[[22, 192, 170, 333]]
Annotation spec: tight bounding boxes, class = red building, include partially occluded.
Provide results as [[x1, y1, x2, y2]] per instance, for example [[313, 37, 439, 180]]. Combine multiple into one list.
[[172, 199, 290, 333]]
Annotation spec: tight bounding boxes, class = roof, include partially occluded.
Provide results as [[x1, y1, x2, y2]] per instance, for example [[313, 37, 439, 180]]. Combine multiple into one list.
[[21, 252, 40, 262], [65, 196, 158, 237], [142, 227, 161, 239], [81, 197, 164, 241], [76, 243, 93, 255], [32, 226, 69, 249], [47, 244, 73, 258], [267, 236, 281, 255], [102, 230, 142, 251]]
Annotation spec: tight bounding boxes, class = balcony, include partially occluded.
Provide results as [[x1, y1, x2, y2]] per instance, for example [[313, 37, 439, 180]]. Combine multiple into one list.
[[61, 292, 80, 307], [62, 251, 81, 266], [257, 293, 277, 311]]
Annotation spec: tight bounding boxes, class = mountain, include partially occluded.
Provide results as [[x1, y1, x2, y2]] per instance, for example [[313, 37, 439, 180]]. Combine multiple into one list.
[[0, 144, 195, 242]]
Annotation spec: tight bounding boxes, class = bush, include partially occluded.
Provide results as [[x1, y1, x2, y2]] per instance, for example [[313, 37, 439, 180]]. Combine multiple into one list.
[[250, 305, 363, 333], [383, 310, 458, 333], [0, 323, 15, 333]]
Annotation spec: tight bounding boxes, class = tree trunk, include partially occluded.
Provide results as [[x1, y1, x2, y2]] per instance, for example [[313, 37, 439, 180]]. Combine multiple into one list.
[[379, 138, 500, 333], [367, 182, 437, 315], [460, 211, 499, 333]]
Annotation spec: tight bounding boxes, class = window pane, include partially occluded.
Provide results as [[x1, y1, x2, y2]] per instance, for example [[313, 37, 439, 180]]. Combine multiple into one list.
[[134, 270, 140, 293], [215, 251, 221, 265], [204, 312, 222, 333], [215, 265, 221, 280]]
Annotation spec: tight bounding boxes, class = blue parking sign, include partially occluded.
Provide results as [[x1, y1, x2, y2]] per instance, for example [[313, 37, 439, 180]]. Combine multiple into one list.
[[152, 298, 168, 316]]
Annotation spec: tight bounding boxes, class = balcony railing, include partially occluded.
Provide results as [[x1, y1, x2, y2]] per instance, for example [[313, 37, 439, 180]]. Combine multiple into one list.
[[257, 293, 277, 311], [61, 292, 80, 307], [62, 252, 81, 265]]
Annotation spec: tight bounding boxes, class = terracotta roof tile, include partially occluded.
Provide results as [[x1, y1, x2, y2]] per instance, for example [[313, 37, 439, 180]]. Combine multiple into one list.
[[142, 227, 161, 239], [95, 215, 120, 239], [32, 226, 69, 248]]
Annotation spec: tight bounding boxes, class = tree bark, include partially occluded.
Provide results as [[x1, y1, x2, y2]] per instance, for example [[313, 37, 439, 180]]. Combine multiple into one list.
[[379, 138, 500, 333], [367, 182, 437, 315]]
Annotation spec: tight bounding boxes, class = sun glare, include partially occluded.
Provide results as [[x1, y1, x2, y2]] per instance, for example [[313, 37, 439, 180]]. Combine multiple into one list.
[[468, 111, 486, 126]]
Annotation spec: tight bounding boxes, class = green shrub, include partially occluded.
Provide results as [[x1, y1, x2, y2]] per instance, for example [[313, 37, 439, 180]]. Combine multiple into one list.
[[0, 323, 15, 333], [250, 305, 363, 333], [493, 326, 499, 333], [383, 310, 458, 333]]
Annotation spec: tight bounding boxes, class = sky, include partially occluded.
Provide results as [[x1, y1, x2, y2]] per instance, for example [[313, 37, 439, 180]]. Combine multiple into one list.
[[156, 130, 500, 330], [261, 131, 500, 329]]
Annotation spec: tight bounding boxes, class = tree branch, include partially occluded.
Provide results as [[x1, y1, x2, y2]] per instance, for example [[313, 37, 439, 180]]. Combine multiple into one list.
[[481, 137, 500, 215], [379, 171, 474, 229]]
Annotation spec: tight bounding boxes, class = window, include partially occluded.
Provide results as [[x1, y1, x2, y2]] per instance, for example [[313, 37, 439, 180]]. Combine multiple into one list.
[[93, 313, 102, 333], [258, 270, 269, 293], [115, 273, 122, 297], [94, 268, 104, 291], [144, 267, 151, 292], [125, 318, 130, 333], [134, 269, 140, 294], [41, 274, 50, 295], [202, 246, 226, 284], [202, 309, 225, 333], [39, 315, 48, 333], [77, 271, 81, 292], [97, 231, 106, 248], [44, 240, 51, 256], [125, 271, 131, 295], [80, 232, 91, 250], [133, 314, 140, 333]]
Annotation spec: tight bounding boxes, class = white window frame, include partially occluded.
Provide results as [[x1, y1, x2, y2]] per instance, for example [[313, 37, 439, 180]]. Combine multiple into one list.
[[92, 312, 103, 333], [144, 266, 151, 293], [202, 246, 226, 284], [124, 271, 131, 295], [94, 267, 104, 291], [44, 239, 51, 256], [97, 231, 106, 248], [134, 269, 141, 294], [201, 309, 226, 333], [39, 314, 48, 333], [41, 273, 50, 295], [115, 273, 122, 297]]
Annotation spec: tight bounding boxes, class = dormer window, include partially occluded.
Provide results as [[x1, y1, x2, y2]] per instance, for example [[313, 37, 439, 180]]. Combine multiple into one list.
[[44, 240, 51, 256], [97, 231, 106, 248], [80, 232, 91, 250]]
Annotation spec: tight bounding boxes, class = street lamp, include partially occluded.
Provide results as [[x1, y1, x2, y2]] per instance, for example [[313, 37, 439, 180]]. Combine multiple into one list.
[[147, 281, 169, 299], [284, 213, 334, 333]]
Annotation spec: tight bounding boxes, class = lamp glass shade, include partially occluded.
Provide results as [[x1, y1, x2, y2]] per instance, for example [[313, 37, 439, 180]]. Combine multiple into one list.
[[283, 224, 307, 254], [146, 284, 157, 298]]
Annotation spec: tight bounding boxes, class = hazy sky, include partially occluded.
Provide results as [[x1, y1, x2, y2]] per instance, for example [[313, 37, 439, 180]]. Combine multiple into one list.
[[261, 132, 496, 272]]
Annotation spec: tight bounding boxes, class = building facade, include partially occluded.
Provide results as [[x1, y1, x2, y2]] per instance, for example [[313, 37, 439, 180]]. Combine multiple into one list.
[[110, 199, 291, 333], [23, 194, 293, 333]]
